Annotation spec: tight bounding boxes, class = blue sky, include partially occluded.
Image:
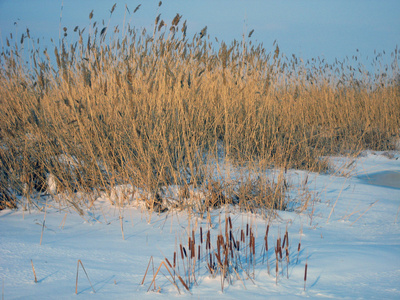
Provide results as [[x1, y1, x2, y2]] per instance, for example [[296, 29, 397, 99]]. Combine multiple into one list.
[[0, 0, 399, 66]]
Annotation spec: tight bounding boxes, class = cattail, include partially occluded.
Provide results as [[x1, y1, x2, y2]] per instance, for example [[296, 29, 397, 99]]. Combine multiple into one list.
[[165, 258, 173, 268], [282, 233, 287, 249], [286, 248, 289, 263], [304, 261, 308, 291], [183, 247, 187, 258], [228, 216, 232, 229], [200, 227, 203, 244], [180, 244, 184, 260], [275, 248, 279, 284], [297, 241, 301, 263], [249, 233, 253, 251], [278, 238, 283, 259], [286, 231, 289, 248]]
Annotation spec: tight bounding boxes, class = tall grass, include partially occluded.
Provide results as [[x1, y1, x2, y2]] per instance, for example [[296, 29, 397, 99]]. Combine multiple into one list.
[[0, 6, 399, 212]]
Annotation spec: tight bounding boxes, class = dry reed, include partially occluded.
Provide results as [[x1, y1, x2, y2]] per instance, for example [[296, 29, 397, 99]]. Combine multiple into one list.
[[0, 4, 399, 215], [75, 259, 95, 294]]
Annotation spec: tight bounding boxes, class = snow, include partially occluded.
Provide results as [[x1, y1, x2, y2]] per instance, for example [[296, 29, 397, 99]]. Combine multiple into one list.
[[1, 151, 399, 299], [1, 1, 399, 298]]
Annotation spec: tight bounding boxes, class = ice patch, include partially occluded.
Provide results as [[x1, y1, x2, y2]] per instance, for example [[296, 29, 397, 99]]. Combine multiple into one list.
[[357, 171, 400, 189]]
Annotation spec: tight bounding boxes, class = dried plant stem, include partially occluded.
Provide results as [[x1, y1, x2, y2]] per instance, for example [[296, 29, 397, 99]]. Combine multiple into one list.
[[75, 260, 95, 294], [59, 213, 67, 229], [327, 178, 348, 223], [147, 261, 189, 293], [304, 259, 308, 291], [119, 215, 125, 240], [31, 259, 37, 283], [141, 256, 154, 285], [39, 203, 47, 246], [350, 200, 379, 226]]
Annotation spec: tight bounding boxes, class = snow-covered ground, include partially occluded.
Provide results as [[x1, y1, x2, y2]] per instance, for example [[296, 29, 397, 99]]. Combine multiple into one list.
[[1, 151, 399, 299]]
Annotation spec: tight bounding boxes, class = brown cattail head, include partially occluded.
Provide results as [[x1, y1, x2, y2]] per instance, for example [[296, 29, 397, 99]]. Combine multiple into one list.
[[286, 231, 289, 248], [183, 246, 187, 258], [165, 258, 172, 268], [198, 245, 201, 260], [180, 244, 184, 259], [304, 262, 308, 290], [200, 227, 203, 244], [286, 248, 289, 262]]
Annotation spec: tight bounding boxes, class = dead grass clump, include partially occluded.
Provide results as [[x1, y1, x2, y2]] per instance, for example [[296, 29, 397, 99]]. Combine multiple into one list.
[[234, 176, 287, 211]]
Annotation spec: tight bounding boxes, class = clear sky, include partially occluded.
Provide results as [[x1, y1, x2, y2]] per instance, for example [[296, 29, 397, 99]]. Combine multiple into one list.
[[0, 0, 399, 66]]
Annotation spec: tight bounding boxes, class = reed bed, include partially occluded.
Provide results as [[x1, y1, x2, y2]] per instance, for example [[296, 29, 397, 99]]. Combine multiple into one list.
[[0, 5, 399, 212]]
